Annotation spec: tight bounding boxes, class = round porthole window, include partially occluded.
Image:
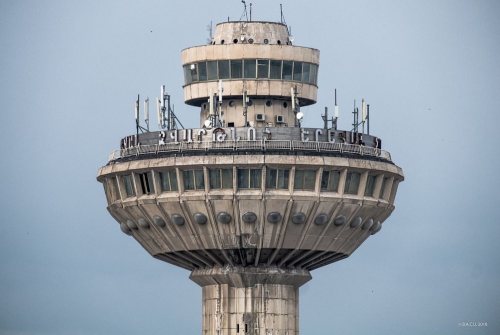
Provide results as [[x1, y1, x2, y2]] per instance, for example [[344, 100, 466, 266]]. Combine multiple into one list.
[[233, 38, 238, 44], [265, 100, 272, 107], [248, 38, 254, 44], [264, 38, 269, 44]]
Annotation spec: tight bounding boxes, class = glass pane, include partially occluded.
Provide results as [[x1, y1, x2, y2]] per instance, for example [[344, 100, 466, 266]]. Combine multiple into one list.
[[310, 64, 318, 84], [345, 172, 361, 195], [238, 169, 249, 189], [278, 169, 289, 189], [183, 65, 192, 84], [160, 171, 170, 191], [244, 59, 256, 78], [328, 170, 340, 192], [380, 177, 389, 199], [194, 170, 205, 190], [257, 59, 269, 78], [250, 169, 261, 188], [198, 62, 207, 81], [365, 175, 377, 196], [231, 60, 242, 79], [207, 61, 218, 80], [282, 61, 293, 80], [190, 63, 198, 82], [294, 170, 304, 189], [169, 171, 178, 191], [209, 169, 221, 189], [267, 169, 277, 189], [302, 63, 310, 83], [293, 62, 302, 81], [123, 174, 135, 197], [321, 171, 329, 190], [303, 170, 316, 190], [183, 170, 194, 190], [218, 60, 230, 79], [221, 169, 233, 189], [270, 60, 282, 79]]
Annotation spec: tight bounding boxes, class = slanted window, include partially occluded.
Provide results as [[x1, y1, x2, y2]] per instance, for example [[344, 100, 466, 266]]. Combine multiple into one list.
[[379, 176, 390, 199], [218, 60, 230, 79], [207, 61, 218, 80], [237, 168, 261, 189], [257, 59, 269, 78], [302, 63, 311, 83], [230, 60, 242, 79], [105, 177, 120, 202], [243, 59, 256, 78], [282, 61, 293, 80], [270, 60, 282, 79], [159, 170, 178, 192], [123, 174, 135, 197], [183, 169, 205, 191], [310, 64, 318, 84], [294, 169, 316, 190], [198, 61, 207, 81], [321, 170, 340, 192], [344, 172, 361, 195], [364, 174, 377, 197], [139, 172, 153, 195], [266, 168, 290, 189], [293, 61, 303, 81], [189, 63, 198, 82], [209, 168, 233, 189]]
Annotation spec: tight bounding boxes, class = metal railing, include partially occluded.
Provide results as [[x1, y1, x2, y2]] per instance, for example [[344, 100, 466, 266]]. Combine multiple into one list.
[[107, 140, 392, 162]]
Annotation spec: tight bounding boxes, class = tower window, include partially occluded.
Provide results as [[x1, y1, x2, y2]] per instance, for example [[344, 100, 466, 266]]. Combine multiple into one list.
[[321, 170, 340, 192], [293, 61, 303, 81], [294, 169, 316, 190], [257, 59, 269, 78], [282, 61, 293, 80], [270, 60, 282, 79], [209, 168, 233, 189], [237, 168, 261, 189], [198, 61, 207, 81], [364, 174, 377, 197], [183, 169, 205, 191], [207, 61, 218, 80], [122, 174, 135, 197], [344, 172, 361, 195], [139, 172, 153, 195], [302, 62, 311, 83], [159, 170, 178, 192], [266, 168, 290, 189], [379, 176, 390, 199], [105, 177, 120, 202], [231, 60, 242, 79], [218, 60, 230, 79], [243, 59, 256, 78]]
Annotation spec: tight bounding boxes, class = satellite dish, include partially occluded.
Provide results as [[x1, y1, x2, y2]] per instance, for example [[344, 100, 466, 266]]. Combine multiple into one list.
[[204, 119, 212, 128], [296, 111, 304, 120]]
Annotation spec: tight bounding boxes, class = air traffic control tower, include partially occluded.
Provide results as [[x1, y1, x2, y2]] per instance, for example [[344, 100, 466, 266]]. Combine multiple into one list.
[[97, 18, 404, 335]]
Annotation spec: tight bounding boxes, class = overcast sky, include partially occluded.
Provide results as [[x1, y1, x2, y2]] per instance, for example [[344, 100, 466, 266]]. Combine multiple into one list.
[[1, 0, 499, 334]]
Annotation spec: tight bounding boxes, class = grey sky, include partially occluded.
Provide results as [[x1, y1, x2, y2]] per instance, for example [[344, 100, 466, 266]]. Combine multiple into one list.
[[1, 0, 499, 334]]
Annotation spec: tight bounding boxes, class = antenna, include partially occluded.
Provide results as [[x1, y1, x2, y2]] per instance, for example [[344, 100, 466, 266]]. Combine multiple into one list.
[[240, 1, 248, 21], [206, 21, 213, 44], [158, 85, 184, 130], [361, 99, 367, 133], [367, 104, 370, 135], [144, 97, 150, 131], [333, 89, 339, 130], [250, 2, 252, 21], [218, 80, 224, 126], [243, 88, 248, 126], [135, 94, 140, 137]]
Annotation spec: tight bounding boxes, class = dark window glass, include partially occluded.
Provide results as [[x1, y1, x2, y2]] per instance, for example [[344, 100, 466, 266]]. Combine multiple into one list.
[[238, 169, 261, 189], [267, 168, 289, 189], [310, 64, 318, 84], [183, 65, 192, 84], [294, 169, 316, 190], [189, 63, 198, 82], [209, 168, 233, 189], [379, 176, 390, 199], [198, 62, 207, 81], [159, 170, 178, 192], [231, 60, 242, 79], [207, 61, 218, 80], [183, 170, 205, 191], [365, 174, 377, 197], [282, 61, 293, 80], [257, 59, 269, 78], [321, 170, 340, 192], [345, 172, 361, 195], [293, 62, 302, 81], [123, 174, 135, 197], [218, 60, 230, 79], [302, 63, 310, 84], [244, 59, 256, 78], [139, 172, 153, 195], [270, 60, 282, 79], [105, 177, 120, 202]]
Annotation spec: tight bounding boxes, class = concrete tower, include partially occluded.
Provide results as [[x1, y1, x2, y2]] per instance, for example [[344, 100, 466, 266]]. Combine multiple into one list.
[[97, 19, 404, 335]]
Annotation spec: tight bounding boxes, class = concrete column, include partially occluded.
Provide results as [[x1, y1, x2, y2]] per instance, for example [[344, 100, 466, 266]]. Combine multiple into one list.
[[191, 266, 311, 335]]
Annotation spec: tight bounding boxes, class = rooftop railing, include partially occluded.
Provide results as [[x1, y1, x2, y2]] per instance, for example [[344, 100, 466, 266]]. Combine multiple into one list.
[[108, 140, 392, 162]]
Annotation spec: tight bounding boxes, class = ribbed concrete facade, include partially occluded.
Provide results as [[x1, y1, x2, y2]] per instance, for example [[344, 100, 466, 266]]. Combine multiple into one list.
[[97, 18, 403, 335]]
